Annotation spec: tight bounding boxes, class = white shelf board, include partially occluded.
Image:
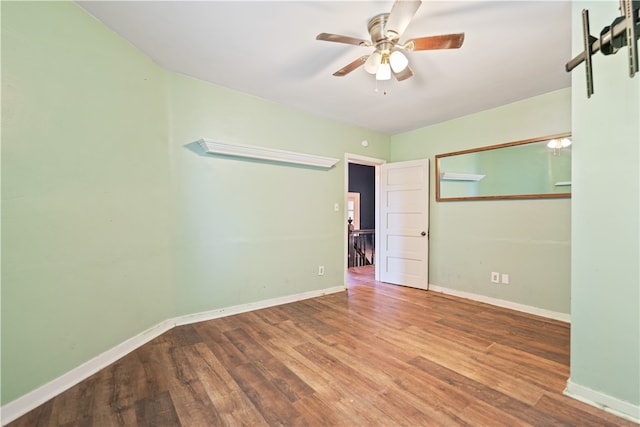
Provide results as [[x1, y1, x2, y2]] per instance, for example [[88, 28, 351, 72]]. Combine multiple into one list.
[[198, 138, 339, 169], [440, 172, 486, 181]]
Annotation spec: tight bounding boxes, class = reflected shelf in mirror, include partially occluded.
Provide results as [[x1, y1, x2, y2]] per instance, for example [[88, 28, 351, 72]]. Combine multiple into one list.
[[440, 172, 486, 181]]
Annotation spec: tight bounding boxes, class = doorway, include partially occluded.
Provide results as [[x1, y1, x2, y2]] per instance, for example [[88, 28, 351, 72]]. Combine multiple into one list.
[[347, 164, 375, 269], [344, 153, 385, 283]]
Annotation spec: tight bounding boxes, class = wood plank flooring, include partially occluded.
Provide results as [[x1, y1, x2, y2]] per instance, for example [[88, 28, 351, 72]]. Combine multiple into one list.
[[9, 266, 634, 426]]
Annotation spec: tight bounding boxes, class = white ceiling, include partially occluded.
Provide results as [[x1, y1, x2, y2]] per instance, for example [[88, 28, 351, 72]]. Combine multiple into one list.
[[77, 1, 572, 135]]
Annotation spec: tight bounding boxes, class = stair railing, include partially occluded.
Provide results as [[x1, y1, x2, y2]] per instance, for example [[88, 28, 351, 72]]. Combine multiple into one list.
[[348, 228, 375, 267]]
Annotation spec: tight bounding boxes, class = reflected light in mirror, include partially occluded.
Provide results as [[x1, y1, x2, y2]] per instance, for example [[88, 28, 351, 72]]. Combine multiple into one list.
[[547, 138, 572, 149]]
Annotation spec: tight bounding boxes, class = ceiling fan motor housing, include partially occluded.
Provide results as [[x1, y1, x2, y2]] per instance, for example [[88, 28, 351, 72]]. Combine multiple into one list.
[[368, 13, 397, 46]]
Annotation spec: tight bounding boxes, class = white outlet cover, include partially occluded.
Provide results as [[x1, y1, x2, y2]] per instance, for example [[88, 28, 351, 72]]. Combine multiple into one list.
[[501, 274, 509, 284]]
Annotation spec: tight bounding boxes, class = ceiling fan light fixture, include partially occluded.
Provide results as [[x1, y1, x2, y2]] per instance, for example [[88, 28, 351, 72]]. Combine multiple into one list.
[[364, 51, 382, 74], [389, 50, 409, 73], [376, 62, 391, 80], [316, 1, 465, 84]]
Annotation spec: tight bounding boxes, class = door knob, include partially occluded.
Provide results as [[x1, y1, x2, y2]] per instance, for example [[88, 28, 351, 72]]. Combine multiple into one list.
[[421, 231, 427, 236]]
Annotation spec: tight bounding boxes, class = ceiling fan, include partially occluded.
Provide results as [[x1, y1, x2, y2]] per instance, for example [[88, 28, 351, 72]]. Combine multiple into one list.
[[316, 0, 464, 81]]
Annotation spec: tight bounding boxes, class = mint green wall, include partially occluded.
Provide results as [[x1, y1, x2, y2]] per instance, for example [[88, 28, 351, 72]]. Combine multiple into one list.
[[475, 143, 571, 196], [166, 73, 389, 316], [1, 2, 173, 403], [1, 2, 389, 406], [390, 88, 572, 313], [570, 1, 639, 409]]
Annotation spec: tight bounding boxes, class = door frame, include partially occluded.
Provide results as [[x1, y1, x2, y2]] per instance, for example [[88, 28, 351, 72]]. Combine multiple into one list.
[[344, 153, 386, 286]]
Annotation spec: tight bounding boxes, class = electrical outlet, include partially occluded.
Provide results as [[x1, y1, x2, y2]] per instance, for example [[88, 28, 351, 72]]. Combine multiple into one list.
[[491, 272, 500, 283], [501, 274, 509, 284], [318, 265, 325, 276]]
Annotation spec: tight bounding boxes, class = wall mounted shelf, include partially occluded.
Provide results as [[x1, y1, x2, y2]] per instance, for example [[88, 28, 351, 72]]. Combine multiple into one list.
[[197, 138, 340, 169], [440, 172, 486, 181]]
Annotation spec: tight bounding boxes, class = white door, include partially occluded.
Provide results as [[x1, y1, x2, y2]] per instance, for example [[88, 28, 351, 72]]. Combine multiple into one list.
[[379, 159, 429, 289]]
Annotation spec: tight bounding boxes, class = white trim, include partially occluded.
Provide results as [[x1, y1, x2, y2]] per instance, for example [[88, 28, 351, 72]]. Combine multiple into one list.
[[0, 285, 345, 426], [344, 152, 387, 167], [173, 286, 345, 326], [564, 379, 640, 424], [427, 283, 571, 323], [198, 138, 340, 169]]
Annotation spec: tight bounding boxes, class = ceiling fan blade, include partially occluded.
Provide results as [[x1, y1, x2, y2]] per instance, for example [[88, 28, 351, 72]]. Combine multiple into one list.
[[384, 0, 422, 39], [333, 56, 369, 76], [316, 33, 371, 47], [393, 66, 414, 81], [404, 33, 465, 51]]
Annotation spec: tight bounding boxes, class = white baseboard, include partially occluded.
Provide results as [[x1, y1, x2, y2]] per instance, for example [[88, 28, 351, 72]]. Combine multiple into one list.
[[1, 285, 345, 425], [427, 283, 571, 323], [564, 379, 640, 423], [173, 285, 345, 327]]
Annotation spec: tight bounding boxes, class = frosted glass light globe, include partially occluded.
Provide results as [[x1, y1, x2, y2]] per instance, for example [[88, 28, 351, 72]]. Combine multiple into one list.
[[389, 50, 408, 73]]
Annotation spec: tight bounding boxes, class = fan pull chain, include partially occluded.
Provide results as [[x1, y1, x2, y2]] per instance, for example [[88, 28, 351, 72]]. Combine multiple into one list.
[[374, 80, 388, 95]]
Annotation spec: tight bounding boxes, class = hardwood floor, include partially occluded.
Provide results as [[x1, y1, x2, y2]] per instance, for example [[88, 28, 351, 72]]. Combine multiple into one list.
[[9, 266, 634, 426]]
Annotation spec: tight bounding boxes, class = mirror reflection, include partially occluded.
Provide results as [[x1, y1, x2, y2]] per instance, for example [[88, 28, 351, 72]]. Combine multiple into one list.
[[436, 133, 572, 201]]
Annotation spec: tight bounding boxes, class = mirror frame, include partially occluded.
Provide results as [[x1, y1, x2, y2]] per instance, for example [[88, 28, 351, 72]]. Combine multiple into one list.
[[435, 132, 572, 201]]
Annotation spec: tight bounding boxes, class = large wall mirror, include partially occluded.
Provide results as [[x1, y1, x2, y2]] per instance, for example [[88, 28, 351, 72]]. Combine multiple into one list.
[[435, 133, 572, 201]]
